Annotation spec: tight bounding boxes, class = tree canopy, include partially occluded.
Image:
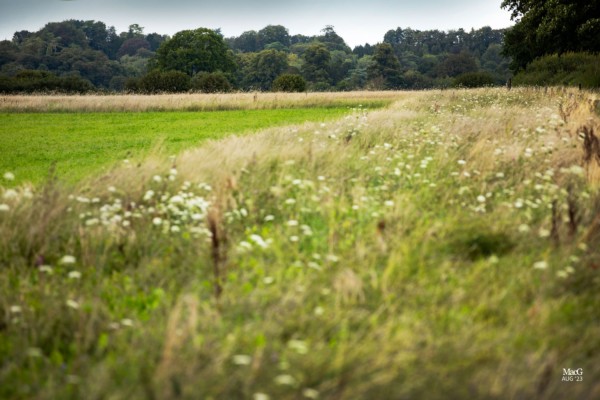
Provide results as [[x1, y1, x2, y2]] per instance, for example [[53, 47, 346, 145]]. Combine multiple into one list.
[[154, 28, 235, 76], [501, 0, 600, 71]]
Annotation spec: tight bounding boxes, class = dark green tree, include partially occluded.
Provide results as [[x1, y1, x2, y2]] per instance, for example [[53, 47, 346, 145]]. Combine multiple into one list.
[[272, 74, 306, 92], [258, 25, 291, 49], [501, 0, 600, 71], [368, 43, 403, 89], [154, 28, 235, 76], [301, 43, 331, 86], [237, 49, 289, 90]]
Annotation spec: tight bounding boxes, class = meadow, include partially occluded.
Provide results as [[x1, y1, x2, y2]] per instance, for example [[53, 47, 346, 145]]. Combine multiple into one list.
[[1, 88, 599, 399], [0, 108, 362, 184]]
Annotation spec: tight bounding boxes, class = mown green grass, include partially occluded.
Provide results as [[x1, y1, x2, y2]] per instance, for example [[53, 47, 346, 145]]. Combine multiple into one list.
[[1, 89, 599, 399], [0, 107, 355, 185]]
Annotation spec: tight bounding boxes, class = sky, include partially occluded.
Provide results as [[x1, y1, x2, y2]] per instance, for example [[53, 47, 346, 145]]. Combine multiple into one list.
[[0, 0, 514, 47]]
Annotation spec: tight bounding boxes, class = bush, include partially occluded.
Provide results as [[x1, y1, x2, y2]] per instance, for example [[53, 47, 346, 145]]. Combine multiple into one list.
[[138, 70, 191, 93], [513, 52, 600, 88], [191, 71, 232, 93], [0, 70, 94, 93], [453, 71, 497, 88], [272, 74, 307, 92]]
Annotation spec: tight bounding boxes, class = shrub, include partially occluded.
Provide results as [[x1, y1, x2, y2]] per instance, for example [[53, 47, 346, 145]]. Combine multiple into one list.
[[513, 52, 600, 88], [453, 71, 497, 88], [139, 70, 191, 93], [272, 74, 307, 92], [191, 71, 232, 93], [0, 70, 94, 93]]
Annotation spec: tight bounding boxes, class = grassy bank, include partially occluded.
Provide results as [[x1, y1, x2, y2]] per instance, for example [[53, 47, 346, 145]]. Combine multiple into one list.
[[0, 107, 360, 184], [1, 88, 599, 399]]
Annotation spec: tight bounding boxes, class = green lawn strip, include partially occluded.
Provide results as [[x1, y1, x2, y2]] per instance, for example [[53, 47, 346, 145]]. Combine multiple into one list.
[[0, 107, 352, 185]]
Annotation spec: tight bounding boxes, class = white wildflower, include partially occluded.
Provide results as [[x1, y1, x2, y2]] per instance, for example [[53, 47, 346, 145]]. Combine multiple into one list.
[[533, 261, 548, 270], [152, 217, 163, 226], [66, 299, 80, 309], [68, 271, 82, 280], [3, 172, 15, 181], [0, 204, 9, 212], [232, 354, 252, 366], [59, 255, 76, 265], [275, 374, 296, 386], [303, 388, 320, 399]]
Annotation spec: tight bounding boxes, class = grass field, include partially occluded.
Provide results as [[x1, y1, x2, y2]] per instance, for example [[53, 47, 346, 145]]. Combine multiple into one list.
[[1, 88, 600, 399], [0, 107, 367, 184]]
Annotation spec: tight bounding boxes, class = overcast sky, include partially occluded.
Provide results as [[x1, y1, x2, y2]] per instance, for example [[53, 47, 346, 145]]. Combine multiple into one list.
[[0, 0, 513, 47]]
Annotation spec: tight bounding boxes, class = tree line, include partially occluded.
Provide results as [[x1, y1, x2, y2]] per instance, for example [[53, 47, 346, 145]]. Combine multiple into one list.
[[0, 20, 511, 93], [1, 2, 597, 94]]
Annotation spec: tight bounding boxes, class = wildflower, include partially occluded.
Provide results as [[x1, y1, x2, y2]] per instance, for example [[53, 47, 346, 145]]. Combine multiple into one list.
[[538, 228, 551, 238], [287, 220, 299, 227], [253, 393, 270, 400], [169, 195, 184, 204], [274, 374, 296, 386], [284, 198, 296, 205], [289, 235, 299, 242], [326, 254, 340, 263], [152, 175, 162, 183], [59, 255, 76, 265], [39, 265, 53, 274], [303, 388, 320, 399], [533, 261, 548, 270], [143, 190, 155, 201], [68, 271, 82, 280], [263, 276, 275, 284], [477, 195, 486, 203], [250, 234, 269, 249], [85, 218, 99, 226], [170, 225, 181, 233], [457, 160, 467, 165], [120, 319, 134, 327], [66, 299, 80, 309], [232, 354, 252, 365], [0, 204, 9, 212], [238, 241, 252, 251], [108, 186, 117, 193], [152, 217, 163, 226], [314, 306, 324, 316], [518, 224, 530, 233], [3, 189, 17, 200], [10, 305, 22, 314], [2, 171, 15, 181], [384, 200, 394, 207], [288, 339, 308, 355], [264, 215, 275, 222]]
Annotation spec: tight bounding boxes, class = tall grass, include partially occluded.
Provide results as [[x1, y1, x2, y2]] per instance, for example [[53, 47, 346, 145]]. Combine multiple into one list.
[[0, 91, 398, 113], [1, 88, 600, 399]]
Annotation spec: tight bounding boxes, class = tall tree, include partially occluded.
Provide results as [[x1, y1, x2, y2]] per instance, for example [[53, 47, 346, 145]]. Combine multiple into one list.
[[301, 43, 331, 85], [154, 28, 235, 76], [368, 43, 403, 89], [501, 0, 600, 71]]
